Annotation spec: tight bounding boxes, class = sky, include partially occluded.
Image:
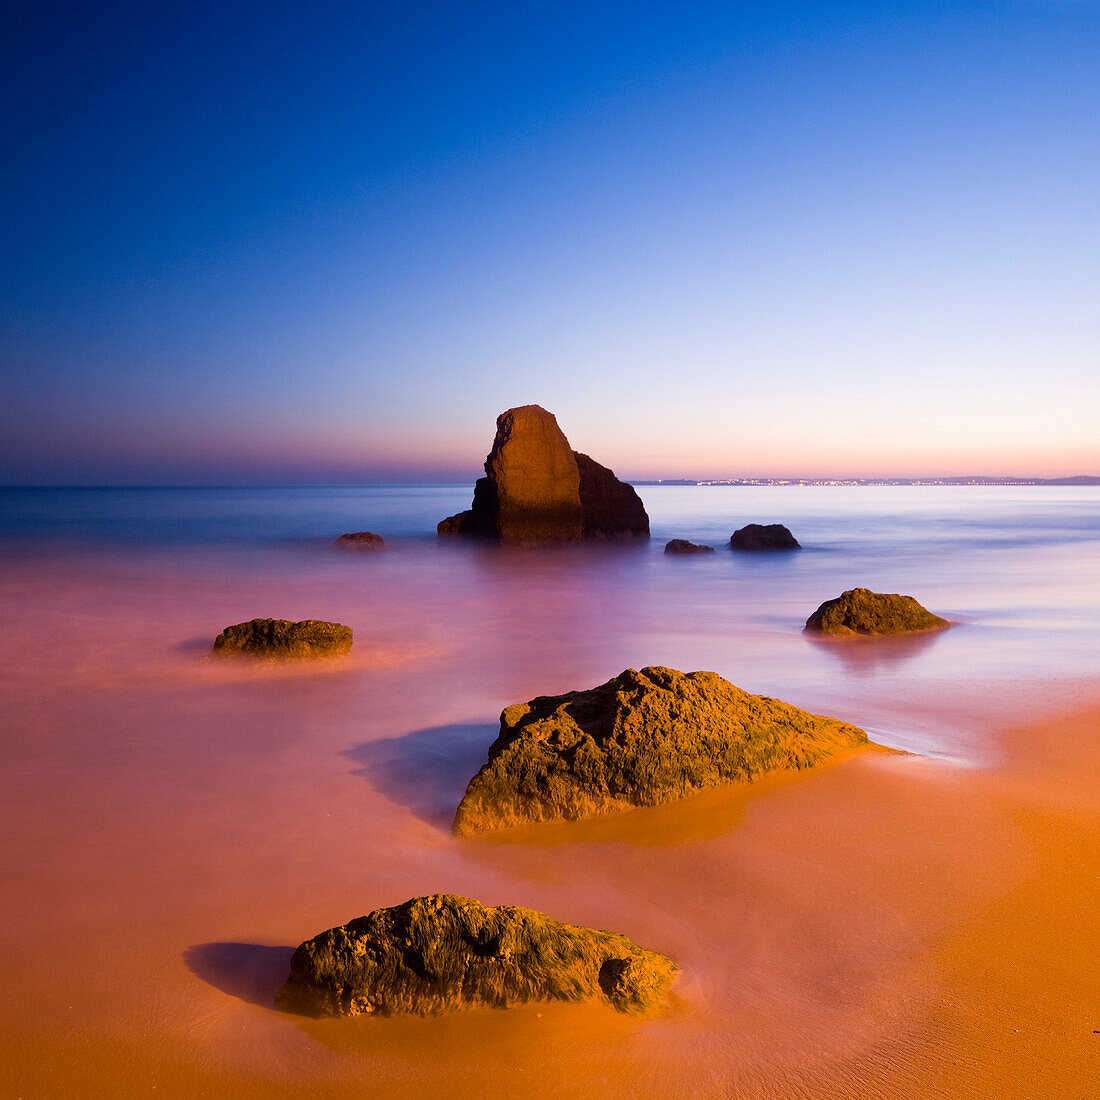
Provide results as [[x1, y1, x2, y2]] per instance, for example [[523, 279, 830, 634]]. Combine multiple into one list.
[[1, 0, 1097, 484]]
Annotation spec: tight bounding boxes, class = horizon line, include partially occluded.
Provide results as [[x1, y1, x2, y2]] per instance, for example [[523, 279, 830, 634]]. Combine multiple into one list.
[[1, 473, 1097, 490]]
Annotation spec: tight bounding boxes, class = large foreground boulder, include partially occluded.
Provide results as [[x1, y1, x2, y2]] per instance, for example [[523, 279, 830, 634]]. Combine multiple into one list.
[[453, 667, 867, 835], [275, 894, 676, 1018], [212, 618, 352, 658], [730, 523, 801, 550], [804, 588, 949, 637], [334, 531, 385, 550], [438, 405, 648, 544]]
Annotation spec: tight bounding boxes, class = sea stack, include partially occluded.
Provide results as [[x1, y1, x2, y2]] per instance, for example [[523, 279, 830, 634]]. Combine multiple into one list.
[[438, 405, 648, 545], [276, 894, 676, 1018]]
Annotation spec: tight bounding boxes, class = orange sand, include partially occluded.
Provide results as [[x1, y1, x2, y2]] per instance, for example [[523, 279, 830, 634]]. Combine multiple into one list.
[[2, 688, 1097, 1097]]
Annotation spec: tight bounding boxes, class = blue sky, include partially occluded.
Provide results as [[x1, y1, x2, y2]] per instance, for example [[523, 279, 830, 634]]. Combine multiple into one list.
[[2, 1, 1097, 482]]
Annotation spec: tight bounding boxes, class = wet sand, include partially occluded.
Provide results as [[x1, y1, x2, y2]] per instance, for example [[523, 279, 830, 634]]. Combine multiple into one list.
[[0, 538, 1097, 1098], [3, 688, 1096, 1095]]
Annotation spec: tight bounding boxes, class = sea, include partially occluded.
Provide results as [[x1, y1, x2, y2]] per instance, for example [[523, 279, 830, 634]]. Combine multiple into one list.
[[2, 482, 1096, 760], [0, 483, 1097, 1095]]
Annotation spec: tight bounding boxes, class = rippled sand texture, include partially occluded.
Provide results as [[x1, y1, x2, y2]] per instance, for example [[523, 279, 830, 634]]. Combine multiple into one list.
[[0, 485, 1097, 1098]]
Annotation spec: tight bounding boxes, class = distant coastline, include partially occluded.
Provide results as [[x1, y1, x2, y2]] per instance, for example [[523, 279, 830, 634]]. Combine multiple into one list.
[[631, 475, 1100, 487]]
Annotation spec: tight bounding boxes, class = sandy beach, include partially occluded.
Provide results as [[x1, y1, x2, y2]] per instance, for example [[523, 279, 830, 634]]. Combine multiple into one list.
[[6, 0, 1100, 1091], [1, 504, 1096, 1098]]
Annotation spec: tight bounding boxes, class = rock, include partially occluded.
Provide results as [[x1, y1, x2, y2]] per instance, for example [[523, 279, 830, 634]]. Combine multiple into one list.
[[730, 523, 801, 551], [437, 510, 474, 537], [275, 893, 676, 1018], [575, 452, 649, 539], [438, 405, 649, 544], [334, 531, 385, 550], [804, 588, 949, 637], [212, 618, 353, 658], [453, 666, 867, 835], [483, 405, 583, 544], [664, 539, 714, 554]]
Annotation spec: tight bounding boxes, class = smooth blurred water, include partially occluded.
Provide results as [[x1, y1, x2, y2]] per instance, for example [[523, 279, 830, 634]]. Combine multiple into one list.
[[0, 483, 1097, 1095], [2, 483, 1097, 762]]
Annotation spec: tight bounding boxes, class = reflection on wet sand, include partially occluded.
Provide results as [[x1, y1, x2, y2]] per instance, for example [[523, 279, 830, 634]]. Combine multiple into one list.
[[805, 628, 947, 672]]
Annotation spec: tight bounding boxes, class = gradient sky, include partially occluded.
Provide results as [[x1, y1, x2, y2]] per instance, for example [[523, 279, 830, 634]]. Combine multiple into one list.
[[2, 1, 1098, 483]]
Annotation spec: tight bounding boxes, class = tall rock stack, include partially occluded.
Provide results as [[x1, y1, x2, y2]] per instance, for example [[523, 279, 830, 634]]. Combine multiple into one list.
[[438, 405, 649, 545], [575, 452, 648, 540]]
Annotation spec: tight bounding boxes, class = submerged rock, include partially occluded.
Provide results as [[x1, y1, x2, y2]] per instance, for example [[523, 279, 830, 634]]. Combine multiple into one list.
[[804, 588, 949, 637], [575, 452, 649, 539], [438, 405, 649, 545], [212, 618, 353, 658], [334, 531, 385, 550], [664, 539, 714, 554], [275, 893, 676, 1018], [730, 523, 801, 551], [453, 666, 867, 835]]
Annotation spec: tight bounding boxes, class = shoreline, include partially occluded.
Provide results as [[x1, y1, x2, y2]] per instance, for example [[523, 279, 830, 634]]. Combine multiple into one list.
[[3, 687, 1097, 1097]]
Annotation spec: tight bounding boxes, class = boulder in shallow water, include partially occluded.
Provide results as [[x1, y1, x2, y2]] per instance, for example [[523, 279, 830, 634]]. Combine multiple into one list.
[[212, 618, 352, 658], [334, 531, 385, 550], [275, 893, 676, 1018], [664, 539, 714, 554], [453, 666, 867, 835], [804, 588, 949, 637], [730, 523, 801, 551]]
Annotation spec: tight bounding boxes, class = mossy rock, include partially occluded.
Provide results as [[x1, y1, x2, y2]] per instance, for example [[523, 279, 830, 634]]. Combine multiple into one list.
[[804, 588, 949, 637], [453, 667, 867, 835], [275, 894, 676, 1018], [212, 618, 352, 658]]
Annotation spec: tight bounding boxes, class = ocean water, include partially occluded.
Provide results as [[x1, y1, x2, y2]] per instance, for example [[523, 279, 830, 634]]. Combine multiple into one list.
[[3, 483, 1096, 750], [0, 483, 1097, 1095]]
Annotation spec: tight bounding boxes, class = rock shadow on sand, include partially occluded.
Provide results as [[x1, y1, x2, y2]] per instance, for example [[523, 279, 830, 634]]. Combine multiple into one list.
[[343, 722, 497, 831], [184, 942, 295, 1007]]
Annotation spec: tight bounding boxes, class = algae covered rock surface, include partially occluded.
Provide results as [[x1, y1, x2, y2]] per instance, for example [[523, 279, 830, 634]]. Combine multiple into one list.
[[275, 894, 676, 1018], [212, 618, 352, 658], [454, 666, 867, 835], [804, 588, 949, 636]]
